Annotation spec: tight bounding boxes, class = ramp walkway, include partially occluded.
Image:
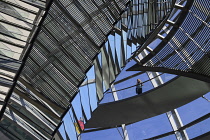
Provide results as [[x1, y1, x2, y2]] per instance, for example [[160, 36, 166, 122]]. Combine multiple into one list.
[[85, 76, 210, 128]]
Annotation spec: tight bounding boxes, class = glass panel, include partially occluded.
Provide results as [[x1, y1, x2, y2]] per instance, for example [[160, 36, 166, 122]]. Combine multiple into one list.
[[86, 66, 95, 80], [82, 127, 124, 140], [148, 38, 162, 50], [80, 85, 91, 120], [100, 89, 114, 104], [114, 73, 153, 100], [64, 111, 78, 140], [88, 83, 98, 112], [169, 9, 181, 21], [59, 124, 68, 140], [115, 60, 143, 82], [161, 73, 177, 83], [72, 94, 83, 122], [177, 92, 210, 125], [186, 118, 210, 139], [127, 114, 173, 140]]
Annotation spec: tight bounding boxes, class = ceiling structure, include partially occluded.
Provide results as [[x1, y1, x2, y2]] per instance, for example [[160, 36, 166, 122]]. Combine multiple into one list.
[[0, 0, 129, 139], [85, 76, 210, 128], [128, 0, 210, 83], [0, 0, 209, 140]]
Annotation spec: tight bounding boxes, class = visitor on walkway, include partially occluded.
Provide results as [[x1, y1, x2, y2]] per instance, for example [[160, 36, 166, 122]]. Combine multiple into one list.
[[78, 117, 84, 131], [136, 79, 143, 95]]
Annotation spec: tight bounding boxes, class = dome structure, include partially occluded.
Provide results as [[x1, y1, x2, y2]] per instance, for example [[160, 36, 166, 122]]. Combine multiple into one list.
[[0, 0, 209, 140]]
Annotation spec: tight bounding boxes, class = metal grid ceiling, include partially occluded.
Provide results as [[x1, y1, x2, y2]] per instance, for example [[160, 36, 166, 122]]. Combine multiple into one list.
[[0, 0, 129, 139]]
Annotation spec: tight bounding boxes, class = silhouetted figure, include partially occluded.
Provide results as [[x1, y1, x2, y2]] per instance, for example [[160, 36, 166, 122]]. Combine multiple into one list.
[[136, 79, 143, 94]]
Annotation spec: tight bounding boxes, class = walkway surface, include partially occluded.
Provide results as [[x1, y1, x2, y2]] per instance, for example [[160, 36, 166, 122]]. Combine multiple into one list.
[[85, 76, 210, 128]]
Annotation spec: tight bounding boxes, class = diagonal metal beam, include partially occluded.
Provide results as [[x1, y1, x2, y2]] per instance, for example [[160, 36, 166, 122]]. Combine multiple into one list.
[[0, 38, 25, 49], [0, 77, 13, 88], [0, 125, 22, 140], [0, 0, 54, 124], [7, 104, 52, 139], [127, 64, 210, 83], [20, 0, 46, 10], [14, 88, 61, 121], [0, 0, 37, 14], [10, 95, 56, 130], [1, 114, 39, 140], [18, 77, 66, 113], [0, 19, 32, 32]]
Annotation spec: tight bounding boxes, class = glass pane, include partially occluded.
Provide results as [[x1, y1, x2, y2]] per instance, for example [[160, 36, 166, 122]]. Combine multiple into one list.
[[161, 73, 177, 83], [72, 94, 83, 121], [59, 111, 77, 140], [115, 60, 141, 82], [88, 83, 98, 111], [82, 127, 124, 140], [186, 118, 210, 139], [114, 73, 153, 100], [100, 89, 114, 104], [80, 85, 91, 120], [177, 92, 210, 125], [127, 114, 173, 140]]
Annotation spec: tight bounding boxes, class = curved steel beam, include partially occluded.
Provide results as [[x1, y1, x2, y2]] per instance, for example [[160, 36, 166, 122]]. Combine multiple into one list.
[[85, 76, 210, 128], [133, 0, 194, 65], [127, 64, 210, 83]]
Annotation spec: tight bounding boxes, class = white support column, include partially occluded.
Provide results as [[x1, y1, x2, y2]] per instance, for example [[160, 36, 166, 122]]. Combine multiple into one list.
[[167, 110, 189, 140], [111, 84, 130, 140], [138, 49, 189, 140]]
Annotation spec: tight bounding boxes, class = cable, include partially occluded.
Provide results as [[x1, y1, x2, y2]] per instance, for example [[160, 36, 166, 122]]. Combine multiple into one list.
[[116, 126, 125, 140], [202, 95, 210, 102]]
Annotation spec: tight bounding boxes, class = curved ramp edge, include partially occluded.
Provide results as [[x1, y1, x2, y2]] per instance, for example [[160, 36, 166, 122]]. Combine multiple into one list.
[[85, 76, 210, 128]]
